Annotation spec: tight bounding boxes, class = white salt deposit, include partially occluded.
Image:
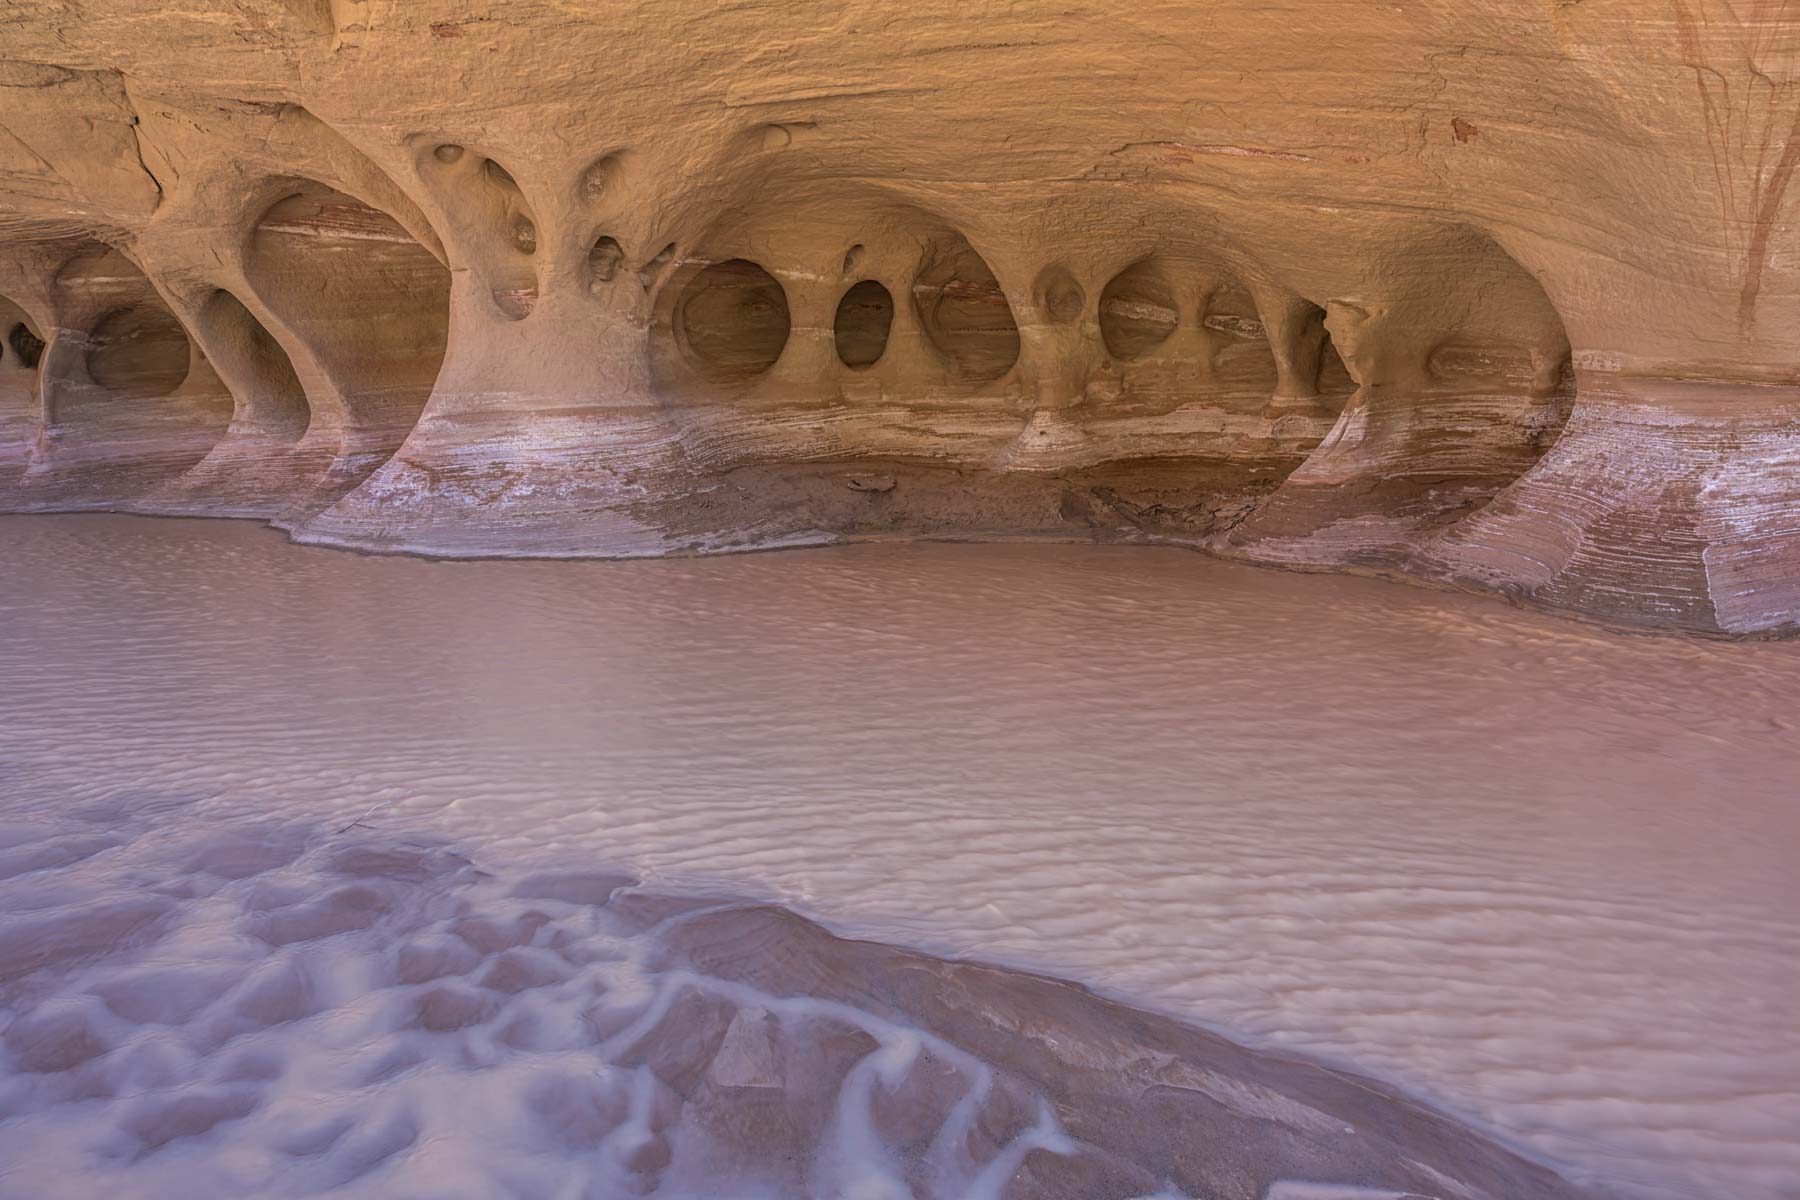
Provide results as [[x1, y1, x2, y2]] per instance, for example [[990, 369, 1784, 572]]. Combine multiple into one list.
[[0, 813, 1092, 1199], [1, 515, 1797, 1199]]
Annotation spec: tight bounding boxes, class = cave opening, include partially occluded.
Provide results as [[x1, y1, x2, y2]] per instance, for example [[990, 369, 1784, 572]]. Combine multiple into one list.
[[833, 280, 893, 369], [1099, 262, 1178, 360], [911, 241, 1019, 384], [85, 304, 191, 397], [7, 322, 44, 370], [588, 235, 624, 286], [248, 181, 450, 437], [676, 258, 791, 382]]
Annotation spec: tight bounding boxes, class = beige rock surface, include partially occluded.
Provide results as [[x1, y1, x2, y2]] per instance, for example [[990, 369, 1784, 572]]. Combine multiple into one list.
[[0, 1, 1795, 634]]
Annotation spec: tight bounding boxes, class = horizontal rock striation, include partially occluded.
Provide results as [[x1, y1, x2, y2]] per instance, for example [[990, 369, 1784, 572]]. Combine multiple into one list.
[[0, 1, 1795, 635]]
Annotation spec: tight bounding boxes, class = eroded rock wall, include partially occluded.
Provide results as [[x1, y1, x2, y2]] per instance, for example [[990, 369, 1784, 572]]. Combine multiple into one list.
[[0, 1, 1795, 635]]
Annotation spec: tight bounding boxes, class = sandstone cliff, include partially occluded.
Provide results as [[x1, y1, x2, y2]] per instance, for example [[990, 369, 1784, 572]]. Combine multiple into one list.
[[1, 1, 1795, 635]]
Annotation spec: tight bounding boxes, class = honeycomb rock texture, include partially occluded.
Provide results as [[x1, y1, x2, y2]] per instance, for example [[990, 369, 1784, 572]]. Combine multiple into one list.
[[0, 0, 1796, 635]]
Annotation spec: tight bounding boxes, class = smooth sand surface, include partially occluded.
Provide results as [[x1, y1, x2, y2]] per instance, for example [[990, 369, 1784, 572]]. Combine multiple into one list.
[[2, 515, 1796, 1197]]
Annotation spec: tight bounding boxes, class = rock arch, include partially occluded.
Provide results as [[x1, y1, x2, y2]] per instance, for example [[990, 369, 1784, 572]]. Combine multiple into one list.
[[193, 288, 310, 443], [911, 234, 1020, 385], [133, 284, 322, 520], [245, 180, 449, 462], [1226, 224, 1574, 566], [0, 244, 233, 505]]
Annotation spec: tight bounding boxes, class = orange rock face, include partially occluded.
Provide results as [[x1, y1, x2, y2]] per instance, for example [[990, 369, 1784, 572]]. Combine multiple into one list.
[[0, 1, 1796, 635]]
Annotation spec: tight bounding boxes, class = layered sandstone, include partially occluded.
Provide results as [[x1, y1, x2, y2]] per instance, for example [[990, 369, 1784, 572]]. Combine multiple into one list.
[[0, 1, 1795, 635]]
